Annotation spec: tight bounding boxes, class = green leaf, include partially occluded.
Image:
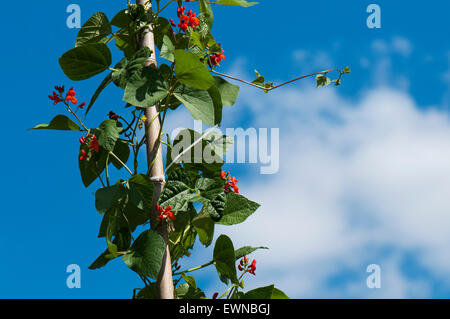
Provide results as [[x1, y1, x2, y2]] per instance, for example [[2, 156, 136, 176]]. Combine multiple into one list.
[[216, 192, 260, 225], [59, 43, 112, 81], [208, 85, 223, 125], [271, 288, 290, 299], [234, 246, 268, 260], [160, 35, 175, 62], [213, 234, 238, 284], [89, 227, 131, 270], [111, 9, 131, 28], [79, 148, 108, 187], [76, 12, 112, 47], [112, 48, 152, 89], [122, 230, 165, 279], [175, 283, 205, 299], [198, 0, 214, 31], [174, 50, 214, 90], [213, 76, 240, 106], [192, 211, 215, 247], [159, 169, 195, 211], [30, 115, 81, 131], [97, 120, 122, 152], [173, 84, 215, 126], [114, 28, 138, 60], [127, 174, 154, 211], [242, 285, 274, 299], [95, 184, 126, 213], [135, 283, 158, 299], [203, 192, 226, 221], [214, 0, 258, 7], [111, 140, 130, 170], [123, 67, 169, 107]]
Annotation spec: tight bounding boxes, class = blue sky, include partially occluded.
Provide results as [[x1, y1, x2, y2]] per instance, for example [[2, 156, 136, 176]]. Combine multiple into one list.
[[1, 0, 450, 298]]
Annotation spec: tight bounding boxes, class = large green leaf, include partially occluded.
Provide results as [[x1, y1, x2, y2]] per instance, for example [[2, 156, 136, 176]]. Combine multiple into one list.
[[79, 147, 108, 187], [96, 119, 122, 152], [214, 0, 258, 7], [216, 192, 260, 225], [174, 50, 214, 90], [173, 84, 215, 126], [213, 234, 238, 284], [89, 227, 131, 270], [123, 66, 169, 107], [213, 76, 240, 106], [30, 115, 81, 131], [122, 230, 165, 279], [159, 169, 196, 212], [160, 35, 175, 62], [192, 211, 215, 247], [86, 71, 113, 115], [59, 43, 112, 81], [95, 184, 126, 213], [207, 84, 223, 125], [127, 174, 154, 211], [76, 12, 112, 47]]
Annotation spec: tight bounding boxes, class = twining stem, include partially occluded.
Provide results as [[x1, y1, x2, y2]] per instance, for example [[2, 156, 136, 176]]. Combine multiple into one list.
[[173, 260, 215, 276], [108, 151, 133, 176], [211, 68, 342, 92]]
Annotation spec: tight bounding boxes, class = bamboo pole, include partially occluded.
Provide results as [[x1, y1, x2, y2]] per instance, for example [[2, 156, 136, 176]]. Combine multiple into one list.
[[136, 0, 174, 299]]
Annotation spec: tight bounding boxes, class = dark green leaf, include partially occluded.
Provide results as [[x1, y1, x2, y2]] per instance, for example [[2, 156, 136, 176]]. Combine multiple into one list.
[[86, 72, 113, 115], [122, 230, 165, 279], [127, 174, 154, 211], [192, 211, 215, 247], [97, 119, 122, 152], [76, 12, 112, 47], [30, 115, 81, 131], [59, 43, 112, 81], [124, 66, 169, 107], [135, 283, 158, 299], [216, 192, 260, 225], [242, 285, 274, 299], [95, 184, 126, 213], [213, 234, 238, 284], [234, 246, 268, 260]]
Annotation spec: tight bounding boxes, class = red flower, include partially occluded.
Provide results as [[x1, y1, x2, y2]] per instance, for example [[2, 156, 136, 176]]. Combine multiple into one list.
[[89, 134, 99, 153], [65, 88, 77, 105], [55, 85, 65, 94], [48, 91, 63, 105], [223, 172, 239, 194], [248, 259, 256, 275], [208, 50, 226, 67], [212, 292, 219, 299], [79, 136, 86, 145], [79, 149, 88, 161], [169, 19, 176, 27], [78, 102, 86, 109], [156, 204, 176, 223], [108, 111, 119, 121], [176, 7, 199, 33]]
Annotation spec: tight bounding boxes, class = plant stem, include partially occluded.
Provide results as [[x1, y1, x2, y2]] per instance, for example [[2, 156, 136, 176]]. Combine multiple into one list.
[[108, 151, 133, 176], [137, 0, 174, 299], [173, 260, 215, 276]]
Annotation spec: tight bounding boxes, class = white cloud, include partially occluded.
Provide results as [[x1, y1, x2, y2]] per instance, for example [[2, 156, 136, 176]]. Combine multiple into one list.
[[192, 59, 450, 298]]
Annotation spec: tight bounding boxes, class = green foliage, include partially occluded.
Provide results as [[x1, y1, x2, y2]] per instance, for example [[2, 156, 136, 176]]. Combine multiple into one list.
[[37, 1, 346, 300], [59, 43, 112, 81], [30, 115, 81, 131]]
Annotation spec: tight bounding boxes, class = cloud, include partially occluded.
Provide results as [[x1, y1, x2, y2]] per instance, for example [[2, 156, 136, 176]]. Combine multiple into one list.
[[191, 57, 450, 298]]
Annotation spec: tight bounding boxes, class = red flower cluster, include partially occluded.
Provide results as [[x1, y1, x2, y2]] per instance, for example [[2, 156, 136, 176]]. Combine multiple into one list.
[[79, 134, 99, 160], [48, 85, 85, 109], [238, 256, 257, 275], [174, 7, 199, 32], [65, 88, 77, 105], [208, 50, 226, 67], [156, 204, 176, 223], [221, 171, 239, 194]]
